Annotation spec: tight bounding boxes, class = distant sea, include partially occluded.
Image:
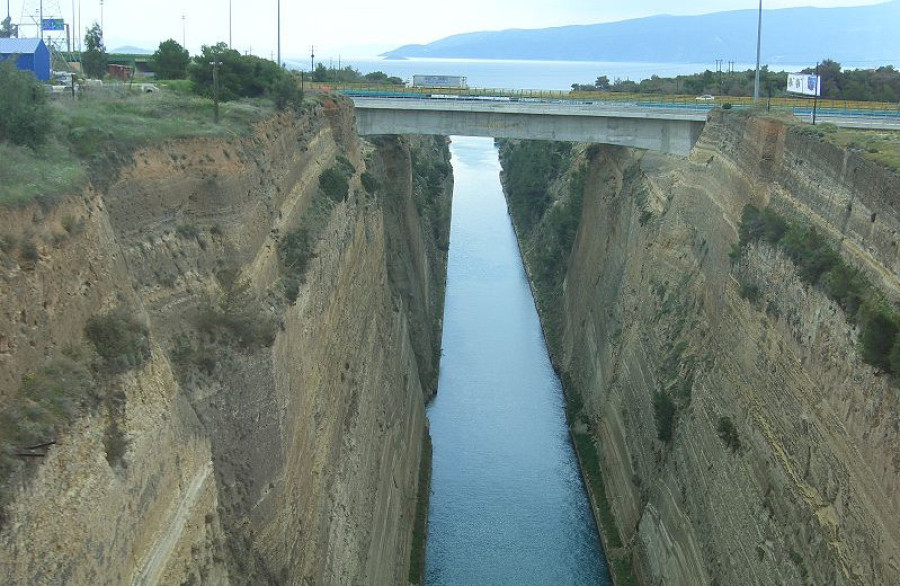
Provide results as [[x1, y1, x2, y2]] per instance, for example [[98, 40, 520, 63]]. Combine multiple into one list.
[[287, 57, 808, 91]]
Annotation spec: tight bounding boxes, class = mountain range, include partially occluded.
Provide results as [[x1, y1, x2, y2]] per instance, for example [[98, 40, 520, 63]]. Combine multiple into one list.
[[382, 1, 900, 65]]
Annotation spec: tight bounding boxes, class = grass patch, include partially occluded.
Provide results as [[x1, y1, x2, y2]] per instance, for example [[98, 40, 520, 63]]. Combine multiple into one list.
[[0, 141, 89, 208], [1, 91, 274, 208], [808, 126, 900, 173]]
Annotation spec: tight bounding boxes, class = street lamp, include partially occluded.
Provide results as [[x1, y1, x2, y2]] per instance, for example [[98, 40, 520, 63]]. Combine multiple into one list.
[[753, 0, 762, 102]]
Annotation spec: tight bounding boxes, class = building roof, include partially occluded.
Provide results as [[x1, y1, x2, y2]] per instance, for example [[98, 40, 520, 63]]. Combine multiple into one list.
[[0, 38, 45, 54]]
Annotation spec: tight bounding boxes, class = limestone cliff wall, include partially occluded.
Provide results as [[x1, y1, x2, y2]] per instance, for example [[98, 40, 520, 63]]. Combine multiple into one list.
[[0, 98, 449, 585], [504, 113, 900, 585]]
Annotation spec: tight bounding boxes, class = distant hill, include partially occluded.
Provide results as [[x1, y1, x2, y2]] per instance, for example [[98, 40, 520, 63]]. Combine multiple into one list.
[[111, 46, 153, 55], [382, 1, 900, 65]]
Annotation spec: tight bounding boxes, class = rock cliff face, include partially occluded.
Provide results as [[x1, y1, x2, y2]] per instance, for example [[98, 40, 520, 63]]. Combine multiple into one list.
[[0, 98, 450, 585], [503, 111, 900, 585]]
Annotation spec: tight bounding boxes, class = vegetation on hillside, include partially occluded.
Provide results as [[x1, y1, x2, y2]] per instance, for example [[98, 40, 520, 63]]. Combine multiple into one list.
[[499, 139, 587, 347], [790, 122, 900, 174], [735, 204, 900, 376], [0, 61, 53, 148], [189, 42, 301, 109], [573, 59, 900, 102], [278, 157, 356, 302], [0, 75, 293, 208], [311, 63, 403, 85]]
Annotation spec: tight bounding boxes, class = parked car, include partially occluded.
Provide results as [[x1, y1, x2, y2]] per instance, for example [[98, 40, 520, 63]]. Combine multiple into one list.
[[695, 94, 715, 101], [140, 84, 160, 93]]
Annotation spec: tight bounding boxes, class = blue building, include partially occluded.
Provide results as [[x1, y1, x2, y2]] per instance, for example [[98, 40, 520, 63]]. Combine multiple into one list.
[[0, 38, 51, 81]]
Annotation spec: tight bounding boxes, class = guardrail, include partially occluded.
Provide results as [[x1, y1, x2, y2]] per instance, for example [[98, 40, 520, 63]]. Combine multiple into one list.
[[318, 82, 900, 119]]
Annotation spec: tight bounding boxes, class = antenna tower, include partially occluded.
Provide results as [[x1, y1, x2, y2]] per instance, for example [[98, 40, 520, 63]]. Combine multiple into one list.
[[20, 0, 74, 58]]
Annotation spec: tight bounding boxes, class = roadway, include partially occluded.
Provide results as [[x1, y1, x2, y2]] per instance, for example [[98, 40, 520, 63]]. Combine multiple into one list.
[[349, 93, 900, 132]]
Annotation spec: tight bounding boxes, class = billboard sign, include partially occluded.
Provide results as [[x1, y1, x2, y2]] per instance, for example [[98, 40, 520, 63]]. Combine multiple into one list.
[[42, 18, 65, 31], [787, 73, 821, 97]]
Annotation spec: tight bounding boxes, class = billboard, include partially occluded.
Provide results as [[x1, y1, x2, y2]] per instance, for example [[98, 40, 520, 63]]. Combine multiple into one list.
[[787, 73, 821, 97], [412, 75, 468, 89], [42, 18, 65, 31]]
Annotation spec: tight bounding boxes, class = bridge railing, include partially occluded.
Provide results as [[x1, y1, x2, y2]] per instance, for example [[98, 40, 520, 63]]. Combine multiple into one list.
[[327, 82, 900, 118]]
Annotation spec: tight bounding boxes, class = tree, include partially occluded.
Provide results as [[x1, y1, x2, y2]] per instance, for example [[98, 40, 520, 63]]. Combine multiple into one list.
[[189, 42, 293, 106], [594, 75, 610, 90], [82, 22, 107, 79], [151, 38, 190, 80], [0, 16, 18, 38], [0, 60, 52, 147]]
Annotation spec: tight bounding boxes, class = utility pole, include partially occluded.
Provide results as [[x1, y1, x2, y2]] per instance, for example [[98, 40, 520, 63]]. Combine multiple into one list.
[[210, 58, 222, 123], [228, 0, 232, 48], [754, 0, 762, 102], [310, 45, 314, 76], [40, 0, 43, 42], [276, 0, 280, 67], [99, 0, 102, 35], [812, 63, 819, 125], [181, 13, 185, 48], [716, 59, 722, 93]]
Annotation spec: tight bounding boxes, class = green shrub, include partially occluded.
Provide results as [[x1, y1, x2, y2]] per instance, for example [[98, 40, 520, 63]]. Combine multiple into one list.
[[717, 416, 741, 452], [652, 390, 676, 443], [739, 281, 761, 303], [85, 308, 151, 372], [19, 239, 40, 265], [0, 60, 53, 147], [319, 166, 350, 202], [859, 305, 899, 371], [360, 171, 379, 193], [194, 281, 278, 349], [103, 418, 128, 467], [279, 226, 315, 302]]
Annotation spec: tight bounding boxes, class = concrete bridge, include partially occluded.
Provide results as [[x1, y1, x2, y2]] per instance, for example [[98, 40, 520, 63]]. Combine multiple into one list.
[[351, 96, 709, 156]]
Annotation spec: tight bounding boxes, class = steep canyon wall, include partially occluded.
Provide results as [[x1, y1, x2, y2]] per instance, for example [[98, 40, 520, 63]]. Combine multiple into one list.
[[504, 111, 900, 585], [0, 98, 449, 585]]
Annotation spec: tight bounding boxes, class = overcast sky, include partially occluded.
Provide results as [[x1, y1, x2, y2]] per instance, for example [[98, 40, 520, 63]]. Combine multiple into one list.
[[5, 0, 887, 61]]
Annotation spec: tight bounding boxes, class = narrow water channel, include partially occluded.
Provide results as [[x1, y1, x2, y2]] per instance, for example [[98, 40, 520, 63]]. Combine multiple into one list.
[[424, 137, 611, 585]]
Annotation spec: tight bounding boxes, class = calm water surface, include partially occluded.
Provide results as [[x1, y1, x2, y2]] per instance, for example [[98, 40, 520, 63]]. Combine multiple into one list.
[[424, 136, 610, 585]]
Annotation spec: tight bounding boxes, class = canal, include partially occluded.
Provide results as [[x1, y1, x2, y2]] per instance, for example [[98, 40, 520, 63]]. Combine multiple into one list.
[[424, 136, 611, 585]]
